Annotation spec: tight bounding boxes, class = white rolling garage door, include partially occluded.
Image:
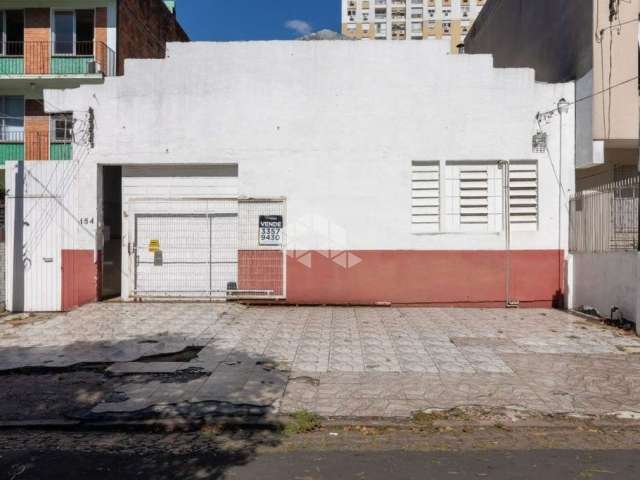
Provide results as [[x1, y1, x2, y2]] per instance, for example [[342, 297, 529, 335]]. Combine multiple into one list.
[[134, 214, 238, 297]]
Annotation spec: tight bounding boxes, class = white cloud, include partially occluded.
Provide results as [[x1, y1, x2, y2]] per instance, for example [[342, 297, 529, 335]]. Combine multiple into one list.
[[285, 19, 313, 36]]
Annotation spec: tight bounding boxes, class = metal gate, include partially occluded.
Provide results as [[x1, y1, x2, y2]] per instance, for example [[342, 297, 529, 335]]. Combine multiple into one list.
[[133, 199, 287, 299], [134, 213, 239, 298]]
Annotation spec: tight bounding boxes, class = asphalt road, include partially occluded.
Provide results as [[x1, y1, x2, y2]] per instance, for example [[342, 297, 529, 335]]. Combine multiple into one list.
[[1, 449, 638, 480]]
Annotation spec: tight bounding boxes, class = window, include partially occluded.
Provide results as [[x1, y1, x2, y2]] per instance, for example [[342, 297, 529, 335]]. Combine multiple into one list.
[[459, 168, 489, 225], [53, 9, 94, 55], [1, 10, 24, 55], [411, 161, 440, 232], [509, 162, 538, 228], [445, 162, 502, 233], [0, 96, 24, 142], [411, 22, 423, 36], [375, 22, 387, 34], [54, 11, 74, 54], [411, 7, 423, 18], [51, 113, 73, 143]]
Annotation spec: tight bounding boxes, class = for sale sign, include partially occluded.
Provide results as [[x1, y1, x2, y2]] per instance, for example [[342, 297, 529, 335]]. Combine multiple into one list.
[[259, 215, 283, 246]]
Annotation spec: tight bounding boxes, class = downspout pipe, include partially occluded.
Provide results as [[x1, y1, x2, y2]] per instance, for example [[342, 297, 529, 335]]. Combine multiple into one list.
[[498, 160, 517, 307]]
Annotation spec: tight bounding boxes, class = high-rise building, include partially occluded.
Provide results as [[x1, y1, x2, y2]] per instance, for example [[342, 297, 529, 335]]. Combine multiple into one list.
[[341, 0, 486, 52]]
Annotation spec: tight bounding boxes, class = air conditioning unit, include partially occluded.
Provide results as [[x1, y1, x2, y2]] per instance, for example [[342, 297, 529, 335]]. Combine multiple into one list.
[[86, 61, 100, 74]]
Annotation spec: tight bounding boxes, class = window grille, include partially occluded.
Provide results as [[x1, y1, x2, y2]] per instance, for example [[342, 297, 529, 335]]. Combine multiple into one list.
[[411, 161, 440, 230], [509, 162, 538, 226]]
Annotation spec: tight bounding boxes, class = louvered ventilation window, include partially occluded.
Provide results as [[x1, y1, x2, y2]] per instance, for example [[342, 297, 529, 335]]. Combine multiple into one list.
[[459, 167, 489, 225], [509, 162, 538, 227], [411, 161, 440, 231]]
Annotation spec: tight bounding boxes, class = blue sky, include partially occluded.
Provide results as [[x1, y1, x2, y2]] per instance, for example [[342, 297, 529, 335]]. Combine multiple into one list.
[[177, 0, 341, 41]]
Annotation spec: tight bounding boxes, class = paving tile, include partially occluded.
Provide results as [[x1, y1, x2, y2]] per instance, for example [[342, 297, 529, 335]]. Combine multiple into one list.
[[3, 303, 640, 418]]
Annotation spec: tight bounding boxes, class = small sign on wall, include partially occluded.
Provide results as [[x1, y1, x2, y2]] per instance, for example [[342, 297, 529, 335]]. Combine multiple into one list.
[[148, 240, 160, 252], [259, 215, 283, 246]]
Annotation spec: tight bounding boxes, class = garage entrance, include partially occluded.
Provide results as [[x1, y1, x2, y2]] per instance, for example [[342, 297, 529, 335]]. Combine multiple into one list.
[[131, 197, 286, 300], [134, 213, 238, 298]]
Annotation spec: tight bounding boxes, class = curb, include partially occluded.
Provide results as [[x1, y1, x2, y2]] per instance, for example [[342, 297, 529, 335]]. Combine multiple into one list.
[[0, 414, 284, 432], [3, 413, 640, 433]]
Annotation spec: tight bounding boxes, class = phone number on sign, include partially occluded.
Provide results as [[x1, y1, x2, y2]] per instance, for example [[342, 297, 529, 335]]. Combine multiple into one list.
[[260, 228, 281, 242]]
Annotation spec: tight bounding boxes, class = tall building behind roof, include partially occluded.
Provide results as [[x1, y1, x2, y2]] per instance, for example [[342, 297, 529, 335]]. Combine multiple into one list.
[[341, 0, 486, 52]]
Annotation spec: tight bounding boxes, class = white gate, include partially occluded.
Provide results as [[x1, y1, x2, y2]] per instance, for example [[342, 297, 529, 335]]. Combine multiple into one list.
[[131, 198, 287, 300], [134, 213, 238, 298]]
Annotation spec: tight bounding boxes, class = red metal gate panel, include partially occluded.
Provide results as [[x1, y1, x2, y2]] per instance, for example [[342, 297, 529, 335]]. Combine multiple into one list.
[[62, 250, 99, 311]]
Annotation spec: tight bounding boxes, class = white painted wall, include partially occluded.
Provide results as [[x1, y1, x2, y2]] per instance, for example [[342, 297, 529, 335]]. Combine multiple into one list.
[[571, 252, 640, 334], [575, 70, 596, 169], [46, 41, 575, 254]]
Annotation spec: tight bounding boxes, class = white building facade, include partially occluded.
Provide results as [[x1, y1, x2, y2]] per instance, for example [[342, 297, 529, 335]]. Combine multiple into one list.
[[5, 41, 575, 311]]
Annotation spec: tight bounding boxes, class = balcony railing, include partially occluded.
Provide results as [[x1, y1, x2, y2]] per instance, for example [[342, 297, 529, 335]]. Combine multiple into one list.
[[0, 131, 24, 165], [0, 41, 116, 77], [0, 130, 72, 165]]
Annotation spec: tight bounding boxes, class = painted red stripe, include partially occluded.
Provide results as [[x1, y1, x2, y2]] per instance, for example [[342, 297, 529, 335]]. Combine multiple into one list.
[[285, 250, 564, 307]]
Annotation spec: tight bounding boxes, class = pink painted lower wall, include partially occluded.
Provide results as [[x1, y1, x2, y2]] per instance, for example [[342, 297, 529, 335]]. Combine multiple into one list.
[[285, 250, 565, 307], [62, 250, 100, 311]]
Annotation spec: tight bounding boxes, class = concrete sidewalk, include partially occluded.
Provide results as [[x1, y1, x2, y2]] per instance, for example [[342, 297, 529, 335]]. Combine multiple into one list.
[[1, 304, 640, 421]]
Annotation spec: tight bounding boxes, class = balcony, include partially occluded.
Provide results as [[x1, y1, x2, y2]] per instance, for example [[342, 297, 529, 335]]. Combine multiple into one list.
[[0, 132, 24, 165], [0, 131, 72, 166], [0, 41, 115, 78]]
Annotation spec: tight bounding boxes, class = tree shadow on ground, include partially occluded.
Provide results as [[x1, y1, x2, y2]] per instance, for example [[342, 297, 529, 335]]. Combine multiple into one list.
[[0, 334, 290, 480]]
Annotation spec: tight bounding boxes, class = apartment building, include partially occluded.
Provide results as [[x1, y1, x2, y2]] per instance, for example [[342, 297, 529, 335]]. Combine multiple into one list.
[[0, 0, 188, 307], [341, 0, 486, 51], [0, 0, 187, 168]]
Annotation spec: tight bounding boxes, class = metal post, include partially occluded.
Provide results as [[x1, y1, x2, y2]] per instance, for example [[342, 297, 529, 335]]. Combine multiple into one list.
[[498, 160, 513, 307]]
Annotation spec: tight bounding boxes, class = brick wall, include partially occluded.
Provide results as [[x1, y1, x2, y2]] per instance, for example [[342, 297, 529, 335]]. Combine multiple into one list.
[[24, 100, 49, 161], [117, 0, 189, 75], [24, 9, 50, 75], [95, 7, 109, 71], [238, 250, 284, 296]]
